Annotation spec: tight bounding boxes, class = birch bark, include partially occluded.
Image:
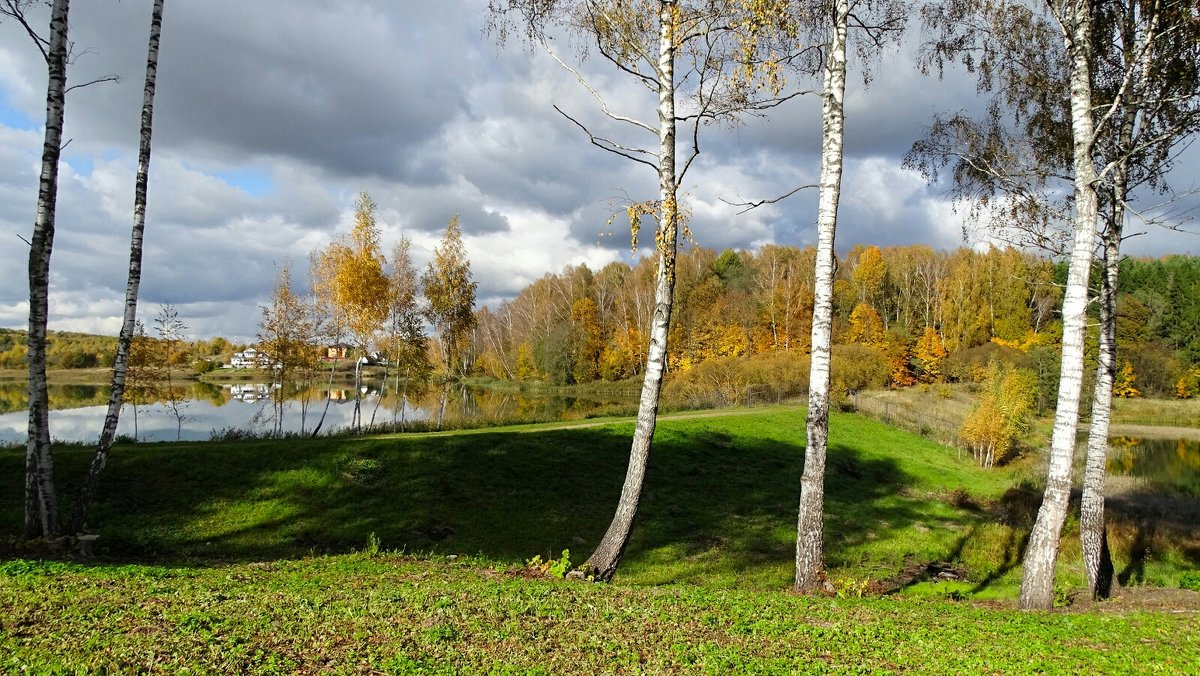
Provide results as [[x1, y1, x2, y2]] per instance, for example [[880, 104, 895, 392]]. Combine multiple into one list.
[[1081, 217, 1119, 599], [1019, 0, 1100, 610], [584, 0, 678, 582], [24, 0, 70, 540], [70, 0, 165, 534], [795, 0, 848, 593]]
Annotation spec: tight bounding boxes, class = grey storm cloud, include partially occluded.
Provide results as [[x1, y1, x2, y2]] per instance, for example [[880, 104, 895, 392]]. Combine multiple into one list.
[[0, 0, 1196, 340]]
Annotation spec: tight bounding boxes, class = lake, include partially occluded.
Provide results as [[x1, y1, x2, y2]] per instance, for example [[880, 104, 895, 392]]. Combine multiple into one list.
[[0, 381, 635, 445], [1108, 435, 1200, 498]]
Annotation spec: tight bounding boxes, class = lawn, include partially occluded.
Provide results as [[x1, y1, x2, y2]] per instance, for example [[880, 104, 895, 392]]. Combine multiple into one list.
[[3, 554, 1196, 673], [2, 406, 1198, 671]]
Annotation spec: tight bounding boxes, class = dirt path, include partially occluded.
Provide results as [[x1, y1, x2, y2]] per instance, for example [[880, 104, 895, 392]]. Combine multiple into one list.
[[374, 405, 802, 440], [1108, 424, 1200, 441]]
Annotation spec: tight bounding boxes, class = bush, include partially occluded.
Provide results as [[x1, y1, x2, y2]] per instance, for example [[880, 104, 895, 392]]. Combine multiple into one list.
[[831, 344, 889, 397], [945, 342, 1023, 382], [663, 351, 810, 409], [192, 358, 220, 375], [1181, 570, 1200, 591], [1123, 341, 1187, 396]]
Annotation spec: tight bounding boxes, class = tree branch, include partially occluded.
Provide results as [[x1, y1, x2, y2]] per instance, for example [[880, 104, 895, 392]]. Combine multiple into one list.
[[0, 0, 50, 63], [544, 47, 657, 134], [64, 73, 120, 94], [554, 105, 659, 172], [721, 183, 819, 215]]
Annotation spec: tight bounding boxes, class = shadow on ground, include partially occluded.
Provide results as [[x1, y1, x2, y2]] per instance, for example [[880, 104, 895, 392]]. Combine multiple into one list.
[[3, 410, 1195, 591]]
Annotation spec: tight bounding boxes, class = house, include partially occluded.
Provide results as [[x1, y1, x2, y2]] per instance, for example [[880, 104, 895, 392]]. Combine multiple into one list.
[[326, 343, 353, 359], [230, 348, 273, 369]]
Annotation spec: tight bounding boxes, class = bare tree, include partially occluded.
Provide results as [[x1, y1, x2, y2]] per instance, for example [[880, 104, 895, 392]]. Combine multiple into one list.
[[153, 303, 189, 442], [70, 0, 166, 535]]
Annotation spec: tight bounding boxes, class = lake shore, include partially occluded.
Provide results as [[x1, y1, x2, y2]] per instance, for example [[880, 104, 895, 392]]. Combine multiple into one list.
[[1110, 424, 1200, 441]]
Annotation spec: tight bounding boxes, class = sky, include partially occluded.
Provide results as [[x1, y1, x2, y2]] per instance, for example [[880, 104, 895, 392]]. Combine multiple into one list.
[[0, 1, 1196, 342]]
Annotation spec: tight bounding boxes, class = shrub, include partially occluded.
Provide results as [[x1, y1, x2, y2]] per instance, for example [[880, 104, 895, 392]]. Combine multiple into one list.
[[945, 342, 1023, 382], [663, 351, 811, 409], [831, 344, 889, 396]]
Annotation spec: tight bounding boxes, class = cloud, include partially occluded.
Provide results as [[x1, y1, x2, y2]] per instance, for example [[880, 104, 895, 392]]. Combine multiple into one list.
[[0, 1, 1195, 341]]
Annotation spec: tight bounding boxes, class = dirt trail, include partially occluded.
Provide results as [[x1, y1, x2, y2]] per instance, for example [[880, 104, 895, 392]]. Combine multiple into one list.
[[375, 406, 800, 440], [1108, 424, 1200, 441]]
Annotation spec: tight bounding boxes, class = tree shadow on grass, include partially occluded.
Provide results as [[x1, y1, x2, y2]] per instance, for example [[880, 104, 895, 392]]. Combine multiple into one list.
[[0, 414, 1021, 588]]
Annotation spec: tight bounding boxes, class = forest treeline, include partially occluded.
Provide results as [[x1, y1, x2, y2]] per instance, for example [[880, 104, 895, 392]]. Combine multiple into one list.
[[0, 328, 238, 373], [474, 244, 1200, 397], [7, 246, 1198, 402]]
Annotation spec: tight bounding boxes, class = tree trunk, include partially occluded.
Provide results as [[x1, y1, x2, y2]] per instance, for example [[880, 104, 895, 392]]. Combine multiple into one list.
[[70, 0, 165, 534], [1019, 0, 1099, 610], [583, 1, 678, 583], [795, 0, 847, 594], [24, 0, 71, 540], [353, 355, 363, 432], [310, 361, 337, 437], [437, 382, 448, 431], [1081, 220, 1118, 600]]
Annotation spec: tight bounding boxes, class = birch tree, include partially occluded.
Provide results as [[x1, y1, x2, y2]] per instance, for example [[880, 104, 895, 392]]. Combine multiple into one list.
[[912, 0, 1097, 609], [1080, 0, 1198, 600], [383, 237, 430, 428], [258, 264, 316, 436], [70, 0, 166, 534], [914, 0, 1198, 606], [0, 0, 72, 539], [422, 215, 476, 379], [1017, 0, 1105, 610], [794, 0, 906, 593], [490, 0, 803, 581], [313, 193, 389, 432]]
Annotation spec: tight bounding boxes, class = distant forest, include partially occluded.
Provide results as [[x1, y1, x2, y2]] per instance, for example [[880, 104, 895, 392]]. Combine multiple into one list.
[[474, 246, 1200, 396], [3, 246, 1198, 398], [0, 329, 236, 373]]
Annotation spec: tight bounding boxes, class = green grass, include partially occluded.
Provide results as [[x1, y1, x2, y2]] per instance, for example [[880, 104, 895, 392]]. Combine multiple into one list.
[[3, 406, 1193, 595], [3, 408, 1036, 592], [3, 406, 1198, 671], [2, 554, 1197, 673]]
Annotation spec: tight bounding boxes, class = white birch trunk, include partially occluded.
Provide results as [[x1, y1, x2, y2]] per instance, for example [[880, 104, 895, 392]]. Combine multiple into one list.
[[24, 0, 70, 540], [795, 0, 848, 593], [584, 1, 678, 582], [71, 0, 165, 534], [310, 362, 337, 437], [1081, 0, 1162, 600], [1019, 0, 1100, 610], [1081, 217, 1119, 599]]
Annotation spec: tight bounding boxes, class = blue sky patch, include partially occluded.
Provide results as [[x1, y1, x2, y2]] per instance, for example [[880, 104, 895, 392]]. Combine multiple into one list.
[[214, 167, 275, 197], [0, 95, 37, 131], [64, 154, 94, 177]]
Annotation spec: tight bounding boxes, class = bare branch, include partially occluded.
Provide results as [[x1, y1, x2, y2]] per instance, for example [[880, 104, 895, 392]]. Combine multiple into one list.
[[64, 73, 120, 94], [545, 47, 657, 134], [0, 0, 50, 62], [554, 105, 659, 172], [721, 183, 820, 215]]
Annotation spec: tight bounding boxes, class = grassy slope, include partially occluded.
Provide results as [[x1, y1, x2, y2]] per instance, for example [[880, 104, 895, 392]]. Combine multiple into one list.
[[1, 408, 1033, 591], [2, 407, 1198, 671], [3, 407, 1192, 592]]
